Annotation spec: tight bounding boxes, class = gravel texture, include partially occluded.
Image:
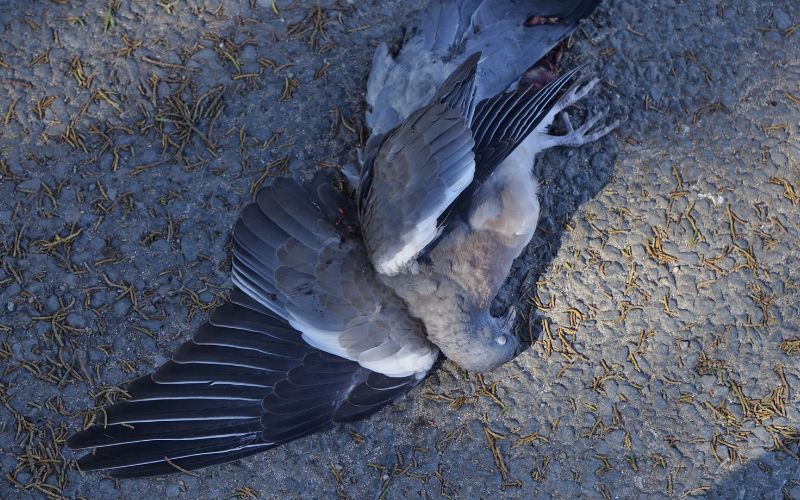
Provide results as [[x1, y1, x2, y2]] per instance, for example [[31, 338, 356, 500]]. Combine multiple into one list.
[[1, 0, 799, 498]]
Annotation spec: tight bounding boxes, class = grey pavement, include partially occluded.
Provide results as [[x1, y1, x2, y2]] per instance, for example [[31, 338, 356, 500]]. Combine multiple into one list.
[[0, 0, 798, 498]]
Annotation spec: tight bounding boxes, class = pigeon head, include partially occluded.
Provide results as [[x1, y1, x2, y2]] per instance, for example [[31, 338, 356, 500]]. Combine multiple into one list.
[[442, 307, 520, 373]]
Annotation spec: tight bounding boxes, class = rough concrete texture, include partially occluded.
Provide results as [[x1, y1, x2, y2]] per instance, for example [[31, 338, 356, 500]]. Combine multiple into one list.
[[1, 0, 799, 498]]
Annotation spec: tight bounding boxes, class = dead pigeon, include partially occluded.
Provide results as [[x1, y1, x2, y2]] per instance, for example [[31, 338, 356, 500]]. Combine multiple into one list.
[[67, 0, 615, 477]]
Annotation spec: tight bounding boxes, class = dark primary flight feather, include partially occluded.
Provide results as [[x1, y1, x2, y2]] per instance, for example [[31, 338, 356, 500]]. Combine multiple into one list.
[[67, 282, 419, 478]]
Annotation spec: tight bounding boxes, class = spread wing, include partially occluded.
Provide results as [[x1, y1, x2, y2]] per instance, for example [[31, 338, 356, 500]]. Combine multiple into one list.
[[358, 55, 480, 276], [67, 290, 421, 477], [231, 176, 438, 378]]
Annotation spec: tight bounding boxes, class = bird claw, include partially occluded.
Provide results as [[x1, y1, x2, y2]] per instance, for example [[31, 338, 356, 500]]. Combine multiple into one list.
[[537, 76, 618, 149], [553, 111, 619, 148], [552, 77, 600, 115]]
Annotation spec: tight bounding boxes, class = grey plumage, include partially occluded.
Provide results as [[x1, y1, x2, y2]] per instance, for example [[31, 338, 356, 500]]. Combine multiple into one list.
[[232, 177, 437, 378], [366, 0, 602, 135], [68, 0, 614, 477]]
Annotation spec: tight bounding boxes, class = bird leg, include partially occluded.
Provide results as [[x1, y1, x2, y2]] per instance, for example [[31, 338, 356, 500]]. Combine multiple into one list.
[[552, 76, 601, 115], [533, 77, 619, 151]]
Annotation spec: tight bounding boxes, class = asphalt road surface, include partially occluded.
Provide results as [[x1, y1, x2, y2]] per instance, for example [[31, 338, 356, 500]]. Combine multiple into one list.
[[0, 1, 798, 498]]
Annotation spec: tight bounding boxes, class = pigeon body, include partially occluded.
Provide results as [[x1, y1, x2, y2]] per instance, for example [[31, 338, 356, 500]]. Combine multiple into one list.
[[68, 0, 614, 477]]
